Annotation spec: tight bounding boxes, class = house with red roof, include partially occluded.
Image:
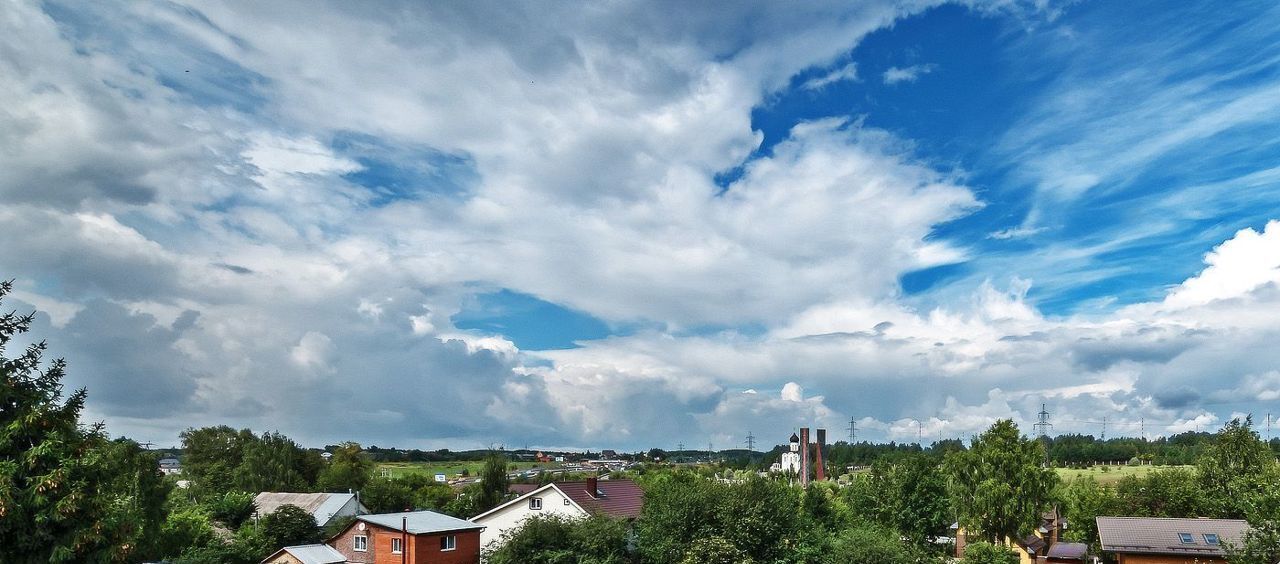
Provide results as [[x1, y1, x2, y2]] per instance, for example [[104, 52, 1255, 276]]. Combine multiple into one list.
[[469, 477, 643, 550]]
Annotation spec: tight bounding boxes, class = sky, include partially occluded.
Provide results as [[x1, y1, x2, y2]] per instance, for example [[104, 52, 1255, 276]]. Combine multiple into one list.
[[3, 0, 1280, 451]]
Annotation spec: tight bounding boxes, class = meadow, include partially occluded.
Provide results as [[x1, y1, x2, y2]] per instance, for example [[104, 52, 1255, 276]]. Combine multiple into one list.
[[1055, 464, 1193, 485], [376, 460, 561, 479]]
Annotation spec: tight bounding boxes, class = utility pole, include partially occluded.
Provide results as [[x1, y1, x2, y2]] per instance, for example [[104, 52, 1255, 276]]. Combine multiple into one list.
[[916, 420, 922, 444], [1101, 416, 1107, 441], [744, 431, 756, 452], [676, 442, 684, 454], [1267, 413, 1273, 440], [848, 417, 857, 444], [1140, 418, 1145, 441]]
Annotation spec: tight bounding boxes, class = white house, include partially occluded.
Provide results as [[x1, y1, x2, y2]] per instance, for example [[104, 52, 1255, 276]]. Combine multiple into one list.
[[253, 492, 368, 529], [470, 477, 643, 550]]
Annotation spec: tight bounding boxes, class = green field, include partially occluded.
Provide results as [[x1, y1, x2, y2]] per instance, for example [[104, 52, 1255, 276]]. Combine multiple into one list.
[[1055, 464, 1193, 485], [376, 460, 560, 479]]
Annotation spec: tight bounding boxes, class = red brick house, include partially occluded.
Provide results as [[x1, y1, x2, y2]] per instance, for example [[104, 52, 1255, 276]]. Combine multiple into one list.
[[327, 510, 484, 564]]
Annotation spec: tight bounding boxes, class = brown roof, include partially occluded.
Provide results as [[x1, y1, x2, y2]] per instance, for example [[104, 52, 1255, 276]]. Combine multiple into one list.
[[1047, 542, 1090, 561], [555, 479, 644, 519], [1097, 517, 1248, 557], [509, 483, 541, 496]]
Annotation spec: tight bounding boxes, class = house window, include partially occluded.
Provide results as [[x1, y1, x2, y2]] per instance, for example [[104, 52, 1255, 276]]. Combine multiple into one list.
[[1204, 534, 1220, 545], [391, 537, 402, 554], [440, 534, 456, 551], [529, 497, 543, 510], [1179, 533, 1196, 544], [354, 535, 368, 551]]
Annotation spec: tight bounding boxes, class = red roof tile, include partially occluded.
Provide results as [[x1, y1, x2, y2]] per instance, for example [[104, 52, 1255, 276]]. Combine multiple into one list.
[[555, 479, 644, 519]]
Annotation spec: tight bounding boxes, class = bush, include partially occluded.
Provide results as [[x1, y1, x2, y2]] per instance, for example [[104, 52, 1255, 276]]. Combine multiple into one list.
[[483, 514, 629, 564], [961, 542, 1018, 564], [207, 491, 257, 528]]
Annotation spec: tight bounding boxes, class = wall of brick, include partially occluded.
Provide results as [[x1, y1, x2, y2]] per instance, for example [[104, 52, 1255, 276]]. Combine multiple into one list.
[[328, 520, 381, 563], [1117, 553, 1227, 564]]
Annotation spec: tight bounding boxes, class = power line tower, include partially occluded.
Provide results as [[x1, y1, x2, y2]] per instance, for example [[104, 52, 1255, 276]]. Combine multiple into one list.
[[847, 417, 857, 443], [1033, 404, 1053, 466], [1101, 416, 1107, 441], [744, 431, 755, 452], [1266, 413, 1272, 440], [676, 442, 684, 454]]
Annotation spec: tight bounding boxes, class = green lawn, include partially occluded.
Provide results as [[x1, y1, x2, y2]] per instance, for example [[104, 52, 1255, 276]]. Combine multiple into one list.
[[1055, 464, 1193, 485], [375, 460, 560, 479]]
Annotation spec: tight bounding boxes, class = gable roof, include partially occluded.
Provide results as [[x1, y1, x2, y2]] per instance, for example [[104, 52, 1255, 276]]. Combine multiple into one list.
[[357, 510, 485, 535], [1047, 542, 1090, 561], [253, 492, 362, 525], [1097, 517, 1248, 557], [261, 543, 345, 564], [555, 479, 644, 519]]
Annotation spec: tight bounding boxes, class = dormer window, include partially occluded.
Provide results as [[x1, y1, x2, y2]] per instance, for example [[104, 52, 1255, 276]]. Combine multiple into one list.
[[1178, 533, 1196, 544]]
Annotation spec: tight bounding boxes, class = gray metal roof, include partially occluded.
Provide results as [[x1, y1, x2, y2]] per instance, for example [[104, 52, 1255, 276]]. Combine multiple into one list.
[[1097, 516, 1248, 557], [253, 492, 361, 526], [278, 544, 346, 564], [1047, 542, 1090, 560], [358, 510, 485, 534]]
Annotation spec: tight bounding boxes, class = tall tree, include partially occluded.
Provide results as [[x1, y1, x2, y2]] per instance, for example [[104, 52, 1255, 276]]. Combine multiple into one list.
[[1199, 417, 1277, 518], [317, 442, 373, 493], [476, 450, 510, 512], [945, 419, 1059, 544], [0, 280, 147, 562]]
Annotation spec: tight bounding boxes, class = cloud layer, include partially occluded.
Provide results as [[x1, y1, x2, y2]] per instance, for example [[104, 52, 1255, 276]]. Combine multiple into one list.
[[3, 0, 1279, 450]]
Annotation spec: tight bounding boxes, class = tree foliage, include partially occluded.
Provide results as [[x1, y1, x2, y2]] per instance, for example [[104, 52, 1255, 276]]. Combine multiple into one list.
[[476, 450, 511, 513], [484, 514, 630, 564], [260, 504, 322, 551], [0, 280, 165, 562], [960, 542, 1018, 564], [1199, 417, 1277, 519], [945, 419, 1058, 544], [316, 441, 373, 493]]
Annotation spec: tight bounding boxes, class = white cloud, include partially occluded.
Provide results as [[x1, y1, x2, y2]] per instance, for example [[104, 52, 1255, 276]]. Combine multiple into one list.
[[883, 63, 937, 84], [1163, 221, 1280, 309], [802, 62, 859, 89]]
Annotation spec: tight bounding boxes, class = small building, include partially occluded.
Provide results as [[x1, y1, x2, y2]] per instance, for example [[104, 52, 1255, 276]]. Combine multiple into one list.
[[470, 477, 643, 550], [254, 492, 368, 529], [261, 544, 346, 564], [1097, 516, 1248, 564], [158, 457, 182, 475], [328, 510, 484, 564], [770, 433, 802, 474], [1045, 542, 1090, 564]]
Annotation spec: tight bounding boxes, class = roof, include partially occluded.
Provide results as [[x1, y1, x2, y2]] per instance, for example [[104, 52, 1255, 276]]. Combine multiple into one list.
[[253, 492, 358, 525], [1097, 517, 1249, 557], [358, 510, 485, 534], [261, 544, 345, 564], [1047, 542, 1090, 560], [1018, 534, 1048, 554], [509, 483, 541, 496], [555, 479, 644, 519]]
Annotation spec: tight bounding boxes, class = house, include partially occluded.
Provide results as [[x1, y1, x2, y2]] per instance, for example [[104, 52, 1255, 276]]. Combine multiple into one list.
[[1097, 516, 1248, 564], [469, 477, 644, 550], [254, 492, 369, 529], [158, 457, 182, 475], [328, 510, 484, 564], [262, 543, 347, 564], [1045, 542, 1091, 564], [956, 508, 1068, 564]]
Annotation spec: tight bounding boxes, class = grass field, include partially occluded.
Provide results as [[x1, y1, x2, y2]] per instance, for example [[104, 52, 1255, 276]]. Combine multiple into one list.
[[376, 460, 560, 479], [1055, 464, 1193, 485]]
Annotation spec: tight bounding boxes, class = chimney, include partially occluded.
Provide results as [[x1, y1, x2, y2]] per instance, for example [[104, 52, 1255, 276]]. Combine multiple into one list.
[[799, 428, 810, 487], [815, 429, 826, 481], [587, 475, 599, 498]]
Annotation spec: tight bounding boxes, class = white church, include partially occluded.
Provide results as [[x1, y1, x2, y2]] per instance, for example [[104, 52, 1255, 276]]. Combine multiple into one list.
[[769, 432, 802, 474]]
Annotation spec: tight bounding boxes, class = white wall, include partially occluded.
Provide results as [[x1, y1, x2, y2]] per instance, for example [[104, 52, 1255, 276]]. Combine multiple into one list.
[[473, 486, 588, 550]]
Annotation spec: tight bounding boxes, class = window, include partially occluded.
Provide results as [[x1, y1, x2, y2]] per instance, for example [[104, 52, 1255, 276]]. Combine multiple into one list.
[[440, 534, 456, 551], [1179, 533, 1196, 544], [354, 535, 368, 552], [391, 537, 402, 554], [1204, 534, 1220, 545], [529, 497, 543, 510]]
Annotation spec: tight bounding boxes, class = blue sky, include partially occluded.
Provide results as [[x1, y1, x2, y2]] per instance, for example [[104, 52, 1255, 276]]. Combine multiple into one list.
[[3, 0, 1280, 450]]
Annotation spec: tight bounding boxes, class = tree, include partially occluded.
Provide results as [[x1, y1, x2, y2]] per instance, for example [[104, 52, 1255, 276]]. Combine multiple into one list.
[[680, 536, 754, 564], [0, 280, 152, 562], [961, 541, 1018, 564], [180, 425, 258, 498], [483, 514, 630, 564], [1060, 477, 1119, 548], [260, 504, 321, 552], [361, 476, 415, 513], [1227, 519, 1280, 564], [1199, 417, 1277, 518], [945, 419, 1059, 544], [206, 491, 257, 529], [316, 442, 373, 493], [886, 454, 950, 545], [825, 524, 925, 564], [476, 450, 510, 513]]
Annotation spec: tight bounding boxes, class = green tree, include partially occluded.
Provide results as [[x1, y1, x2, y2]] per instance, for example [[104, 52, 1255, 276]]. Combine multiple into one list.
[[316, 442, 373, 493], [887, 454, 951, 545], [361, 475, 415, 513], [476, 451, 511, 512], [825, 524, 925, 564], [1060, 477, 1119, 548], [945, 419, 1059, 544], [1227, 519, 1280, 564], [0, 280, 152, 562], [260, 504, 322, 552], [680, 536, 754, 564], [960, 541, 1018, 564], [484, 514, 630, 564], [206, 491, 257, 528], [1199, 417, 1277, 518]]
